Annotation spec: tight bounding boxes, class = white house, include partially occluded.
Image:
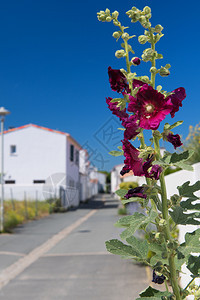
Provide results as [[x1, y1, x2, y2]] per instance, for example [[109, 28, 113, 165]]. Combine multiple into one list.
[[79, 149, 90, 202], [2, 124, 81, 207]]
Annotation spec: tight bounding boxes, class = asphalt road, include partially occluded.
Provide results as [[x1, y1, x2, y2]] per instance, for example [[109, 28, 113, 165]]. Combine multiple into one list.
[[0, 194, 149, 300]]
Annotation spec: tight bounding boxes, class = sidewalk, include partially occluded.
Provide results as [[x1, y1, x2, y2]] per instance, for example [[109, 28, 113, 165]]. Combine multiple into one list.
[[0, 194, 150, 300]]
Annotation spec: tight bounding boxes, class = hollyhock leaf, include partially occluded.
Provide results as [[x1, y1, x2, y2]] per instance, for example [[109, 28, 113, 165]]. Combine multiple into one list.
[[173, 161, 193, 171], [126, 236, 149, 259], [187, 255, 200, 276], [164, 120, 183, 131], [118, 128, 125, 131], [178, 180, 200, 199], [169, 206, 200, 225], [178, 228, 200, 258], [115, 189, 128, 198], [105, 239, 147, 260], [121, 197, 144, 205], [180, 198, 200, 211], [137, 286, 172, 298], [170, 150, 194, 164], [109, 150, 123, 156]]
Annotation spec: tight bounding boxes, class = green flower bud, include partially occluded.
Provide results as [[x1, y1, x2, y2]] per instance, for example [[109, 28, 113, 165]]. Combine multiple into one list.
[[131, 6, 138, 13], [138, 35, 148, 44], [150, 67, 157, 73], [113, 20, 119, 26], [155, 24, 164, 33], [155, 232, 161, 240], [165, 63, 171, 69], [127, 73, 135, 81], [115, 50, 125, 58], [159, 219, 167, 227], [161, 252, 168, 259], [146, 13, 152, 19], [143, 6, 151, 14], [112, 10, 119, 19], [105, 8, 110, 14], [106, 16, 112, 22], [159, 66, 170, 77], [142, 48, 154, 62], [122, 33, 129, 40], [139, 16, 146, 24], [112, 31, 120, 39], [126, 10, 133, 17]]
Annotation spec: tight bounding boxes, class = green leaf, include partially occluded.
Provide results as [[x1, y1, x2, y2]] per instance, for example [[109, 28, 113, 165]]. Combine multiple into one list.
[[115, 189, 128, 198], [187, 255, 200, 276], [181, 198, 200, 211], [169, 206, 200, 225], [178, 181, 200, 199], [137, 286, 172, 299], [109, 150, 123, 156], [105, 239, 146, 261], [164, 121, 183, 131], [170, 150, 194, 164], [115, 210, 157, 240], [179, 228, 200, 258], [126, 236, 149, 261], [121, 197, 145, 205], [173, 161, 193, 171]]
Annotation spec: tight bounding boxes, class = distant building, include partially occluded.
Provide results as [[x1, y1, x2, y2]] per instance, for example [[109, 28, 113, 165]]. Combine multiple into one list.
[[2, 124, 81, 207]]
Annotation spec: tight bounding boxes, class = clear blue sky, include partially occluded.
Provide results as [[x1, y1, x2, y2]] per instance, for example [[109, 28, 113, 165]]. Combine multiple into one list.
[[0, 0, 199, 171]]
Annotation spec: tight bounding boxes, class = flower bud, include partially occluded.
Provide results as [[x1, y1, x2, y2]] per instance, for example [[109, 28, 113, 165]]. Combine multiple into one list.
[[131, 6, 138, 12], [112, 10, 119, 19], [132, 57, 141, 65], [113, 20, 119, 26], [115, 50, 125, 58], [142, 48, 154, 62], [143, 6, 151, 14], [150, 67, 157, 73], [106, 16, 112, 22], [155, 232, 161, 240], [122, 33, 129, 40], [112, 31, 120, 39], [138, 35, 148, 44], [146, 13, 152, 19], [105, 8, 110, 14], [139, 16, 146, 24], [155, 24, 164, 33], [159, 66, 170, 77], [159, 219, 167, 227], [127, 72, 135, 81]]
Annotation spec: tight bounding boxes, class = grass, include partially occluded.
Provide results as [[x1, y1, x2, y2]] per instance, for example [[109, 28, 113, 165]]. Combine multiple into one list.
[[3, 199, 52, 233]]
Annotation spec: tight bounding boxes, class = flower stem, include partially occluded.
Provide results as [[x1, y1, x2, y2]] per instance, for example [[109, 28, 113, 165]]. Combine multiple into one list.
[[154, 135, 181, 300], [149, 28, 156, 89]]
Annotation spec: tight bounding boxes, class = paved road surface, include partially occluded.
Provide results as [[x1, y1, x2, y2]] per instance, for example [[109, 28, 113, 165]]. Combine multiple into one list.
[[0, 194, 149, 300]]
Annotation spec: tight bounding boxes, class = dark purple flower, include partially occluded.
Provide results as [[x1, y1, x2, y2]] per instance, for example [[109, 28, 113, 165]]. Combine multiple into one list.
[[143, 155, 163, 180], [152, 269, 166, 284], [167, 133, 183, 149], [122, 139, 145, 176], [120, 165, 131, 176], [122, 115, 140, 140], [132, 57, 141, 66], [167, 87, 186, 118], [124, 186, 147, 199], [108, 66, 129, 93], [128, 84, 173, 130], [106, 97, 129, 121], [132, 79, 145, 89], [147, 165, 163, 180]]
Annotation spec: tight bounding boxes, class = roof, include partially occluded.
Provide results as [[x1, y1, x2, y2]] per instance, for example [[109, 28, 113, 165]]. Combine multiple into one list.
[[4, 123, 82, 150]]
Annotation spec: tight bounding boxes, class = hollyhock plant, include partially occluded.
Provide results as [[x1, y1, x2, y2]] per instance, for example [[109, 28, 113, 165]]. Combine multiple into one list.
[[98, 5, 200, 300]]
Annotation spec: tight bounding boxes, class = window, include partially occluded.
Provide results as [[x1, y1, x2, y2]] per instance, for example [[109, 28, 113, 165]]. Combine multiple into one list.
[[5, 180, 15, 184], [75, 150, 79, 165], [10, 145, 16, 155], [33, 180, 45, 184], [70, 144, 74, 162]]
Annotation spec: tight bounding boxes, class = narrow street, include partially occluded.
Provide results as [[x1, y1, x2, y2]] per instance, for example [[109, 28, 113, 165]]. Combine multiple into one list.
[[0, 194, 149, 300]]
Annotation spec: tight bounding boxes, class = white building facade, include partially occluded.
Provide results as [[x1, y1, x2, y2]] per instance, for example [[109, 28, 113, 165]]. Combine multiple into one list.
[[2, 124, 81, 207]]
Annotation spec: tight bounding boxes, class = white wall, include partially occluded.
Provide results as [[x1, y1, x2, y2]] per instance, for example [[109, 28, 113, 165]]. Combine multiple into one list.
[[3, 126, 66, 184]]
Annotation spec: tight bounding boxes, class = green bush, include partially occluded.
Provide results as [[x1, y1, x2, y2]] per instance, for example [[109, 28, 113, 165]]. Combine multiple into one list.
[[119, 181, 138, 190], [4, 211, 24, 232]]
